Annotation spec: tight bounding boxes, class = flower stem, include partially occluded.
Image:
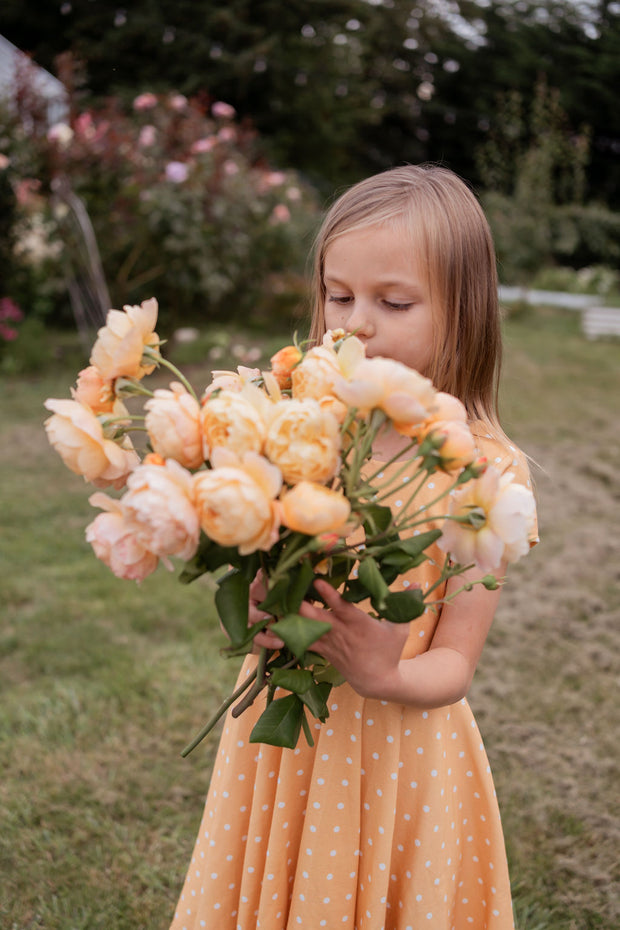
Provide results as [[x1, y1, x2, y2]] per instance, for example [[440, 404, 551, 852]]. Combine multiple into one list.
[[180, 663, 260, 757], [143, 347, 198, 401]]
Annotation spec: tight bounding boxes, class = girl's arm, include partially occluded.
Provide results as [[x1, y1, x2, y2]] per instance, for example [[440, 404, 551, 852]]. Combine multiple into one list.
[[290, 565, 506, 709]]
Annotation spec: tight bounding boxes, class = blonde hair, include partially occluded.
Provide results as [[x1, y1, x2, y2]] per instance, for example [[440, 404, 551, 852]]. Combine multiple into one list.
[[309, 164, 502, 429]]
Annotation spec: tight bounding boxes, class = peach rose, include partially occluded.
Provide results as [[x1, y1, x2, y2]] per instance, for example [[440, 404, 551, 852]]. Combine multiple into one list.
[[145, 382, 204, 470], [438, 467, 537, 572], [44, 398, 139, 488], [90, 298, 160, 380], [333, 356, 436, 432], [71, 366, 116, 414], [427, 419, 476, 473], [122, 458, 200, 561], [269, 344, 303, 389], [264, 398, 341, 485], [291, 346, 340, 401], [193, 451, 281, 554], [86, 493, 159, 581], [201, 386, 268, 458], [280, 481, 351, 536]]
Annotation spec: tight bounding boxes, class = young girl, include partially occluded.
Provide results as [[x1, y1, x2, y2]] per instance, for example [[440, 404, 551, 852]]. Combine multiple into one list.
[[169, 164, 538, 930]]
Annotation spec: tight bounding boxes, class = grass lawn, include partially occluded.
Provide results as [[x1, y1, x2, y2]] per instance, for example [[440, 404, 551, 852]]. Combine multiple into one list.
[[1, 308, 618, 929]]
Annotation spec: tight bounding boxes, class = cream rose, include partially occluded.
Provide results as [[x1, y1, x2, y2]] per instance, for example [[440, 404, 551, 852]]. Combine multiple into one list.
[[86, 493, 159, 581], [438, 467, 537, 572], [264, 398, 341, 485], [202, 365, 261, 400], [193, 451, 281, 554], [122, 458, 200, 561], [90, 298, 160, 380], [201, 387, 268, 458], [280, 481, 351, 536], [145, 382, 204, 470], [44, 398, 139, 488], [333, 356, 436, 433]]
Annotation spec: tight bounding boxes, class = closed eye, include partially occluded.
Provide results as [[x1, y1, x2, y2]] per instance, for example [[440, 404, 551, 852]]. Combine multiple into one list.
[[383, 300, 413, 311]]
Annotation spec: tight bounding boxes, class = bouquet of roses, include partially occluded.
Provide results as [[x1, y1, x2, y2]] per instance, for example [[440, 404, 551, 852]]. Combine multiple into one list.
[[44, 298, 536, 751]]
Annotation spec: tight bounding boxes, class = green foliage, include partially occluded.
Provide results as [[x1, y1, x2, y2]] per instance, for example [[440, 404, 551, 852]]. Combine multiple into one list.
[[0, 75, 320, 333]]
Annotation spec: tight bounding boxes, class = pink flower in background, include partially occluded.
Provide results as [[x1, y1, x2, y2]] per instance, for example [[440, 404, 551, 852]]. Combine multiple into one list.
[[190, 137, 216, 154], [223, 159, 239, 176], [165, 161, 190, 183], [217, 127, 237, 143], [138, 125, 157, 147], [0, 154, 9, 170], [47, 123, 74, 148], [133, 92, 158, 111], [212, 101, 236, 119], [169, 94, 188, 111], [269, 204, 291, 224]]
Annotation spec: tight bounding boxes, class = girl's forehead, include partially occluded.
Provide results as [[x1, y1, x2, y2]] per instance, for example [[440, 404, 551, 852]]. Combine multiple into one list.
[[323, 223, 427, 279]]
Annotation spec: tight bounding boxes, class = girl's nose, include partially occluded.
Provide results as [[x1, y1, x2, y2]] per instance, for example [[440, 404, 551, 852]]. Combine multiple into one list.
[[347, 301, 375, 338]]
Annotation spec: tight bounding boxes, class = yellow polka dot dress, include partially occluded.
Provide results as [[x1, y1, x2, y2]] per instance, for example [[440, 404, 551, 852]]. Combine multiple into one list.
[[170, 432, 537, 930]]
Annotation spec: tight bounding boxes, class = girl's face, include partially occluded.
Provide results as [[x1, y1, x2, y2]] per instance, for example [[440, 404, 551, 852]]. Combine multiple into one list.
[[322, 223, 436, 376]]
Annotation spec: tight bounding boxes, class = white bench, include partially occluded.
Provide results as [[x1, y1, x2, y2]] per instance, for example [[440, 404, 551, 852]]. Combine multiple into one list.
[[581, 306, 620, 340]]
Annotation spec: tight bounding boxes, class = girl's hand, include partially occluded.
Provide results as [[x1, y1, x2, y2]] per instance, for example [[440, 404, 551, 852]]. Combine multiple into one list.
[[248, 573, 285, 652], [298, 578, 410, 699]]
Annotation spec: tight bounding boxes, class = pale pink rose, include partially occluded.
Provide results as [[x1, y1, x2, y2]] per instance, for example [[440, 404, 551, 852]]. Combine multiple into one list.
[[334, 356, 436, 433], [264, 398, 341, 485], [265, 170, 287, 187], [223, 158, 239, 175], [44, 398, 139, 488], [212, 101, 236, 119], [165, 160, 189, 183], [280, 481, 351, 536], [86, 493, 159, 581], [90, 298, 160, 380], [71, 366, 116, 414], [438, 468, 537, 572], [201, 387, 268, 458], [145, 382, 204, 469], [138, 124, 157, 147], [133, 92, 158, 111], [193, 451, 281, 554], [123, 458, 200, 561]]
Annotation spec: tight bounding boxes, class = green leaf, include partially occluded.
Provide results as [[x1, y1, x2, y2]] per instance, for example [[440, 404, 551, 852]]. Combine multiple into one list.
[[285, 558, 316, 614], [309, 654, 346, 687], [380, 589, 426, 623], [357, 557, 390, 607], [299, 680, 332, 721], [362, 503, 394, 537], [258, 575, 291, 616], [249, 694, 304, 748], [215, 569, 249, 647], [269, 667, 314, 694], [269, 613, 332, 660], [341, 579, 370, 603]]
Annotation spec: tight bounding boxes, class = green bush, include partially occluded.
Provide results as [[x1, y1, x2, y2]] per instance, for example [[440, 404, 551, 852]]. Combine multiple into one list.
[[0, 79, 320, 333]]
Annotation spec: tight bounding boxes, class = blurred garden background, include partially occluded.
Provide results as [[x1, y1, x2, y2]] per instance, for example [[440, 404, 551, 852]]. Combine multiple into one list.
[[0, 2, 619, 928]]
